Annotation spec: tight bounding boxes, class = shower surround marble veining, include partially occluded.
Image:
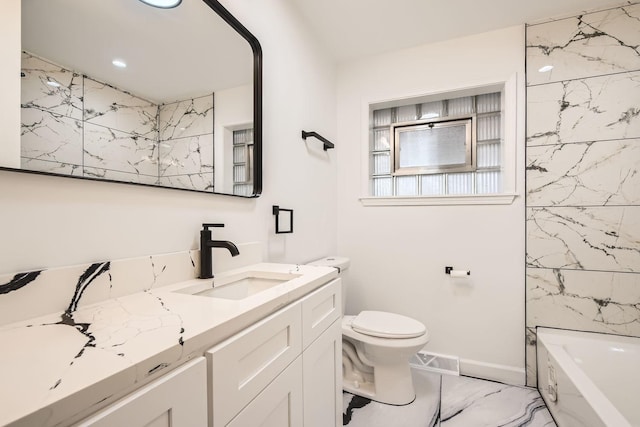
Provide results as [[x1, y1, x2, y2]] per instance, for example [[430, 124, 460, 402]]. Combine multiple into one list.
[[20, 52, 214, 190], [525, 2, 640, 386]]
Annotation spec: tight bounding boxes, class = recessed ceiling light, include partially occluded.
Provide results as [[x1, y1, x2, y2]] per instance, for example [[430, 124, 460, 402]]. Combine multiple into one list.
[[112, 59, 127, 68], [46, 80, 61, 88], [538, 65, 554, 73], [138, 0, 182, 8], [421, 113, 440, 119]]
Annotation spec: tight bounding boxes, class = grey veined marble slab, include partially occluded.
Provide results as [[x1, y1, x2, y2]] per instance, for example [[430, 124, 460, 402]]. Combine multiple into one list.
[[526, 327, 538, 387], [21, 51, 83, 120], [527, 138, 640, 206], [158, 135, 214, 176], [20, 158, 82, 176], [440, 375, 555, 427], [527, 267, 640, 337], [527, 71, 640, 146], [159, 95, 214, 141], [527, 3, 640, 85], [21, 108, 83, 166], [527, 206, 640, 272], [342, 370, 555, 427], [84, 123, 159, 177], [157, 173, 213, 192], [83, 77, 159, 138]]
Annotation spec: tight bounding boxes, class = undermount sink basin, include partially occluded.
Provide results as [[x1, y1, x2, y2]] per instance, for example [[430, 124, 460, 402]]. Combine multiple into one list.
[[174, 271, 301, 300]]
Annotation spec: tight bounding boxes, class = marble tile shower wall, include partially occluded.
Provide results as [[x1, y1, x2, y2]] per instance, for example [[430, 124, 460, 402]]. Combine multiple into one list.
[[158, 96, 214, 191], [525, 3, 640, 386], [20, 52, 214, 190], [21, 52, 160, 184]]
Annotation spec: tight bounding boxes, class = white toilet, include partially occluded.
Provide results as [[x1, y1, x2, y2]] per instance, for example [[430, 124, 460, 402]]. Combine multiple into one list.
[[308, 256, 429, 405]]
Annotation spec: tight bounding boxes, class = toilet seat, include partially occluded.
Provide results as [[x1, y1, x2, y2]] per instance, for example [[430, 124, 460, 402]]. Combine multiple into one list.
[[351, 311, 426, 339]]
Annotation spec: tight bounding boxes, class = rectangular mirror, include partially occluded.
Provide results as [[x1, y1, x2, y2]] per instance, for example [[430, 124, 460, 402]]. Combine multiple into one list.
[[5, 0, 262, 197]]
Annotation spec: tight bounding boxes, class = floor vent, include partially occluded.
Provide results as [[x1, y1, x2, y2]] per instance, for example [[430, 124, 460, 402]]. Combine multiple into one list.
[[410, 351, 460, 376]]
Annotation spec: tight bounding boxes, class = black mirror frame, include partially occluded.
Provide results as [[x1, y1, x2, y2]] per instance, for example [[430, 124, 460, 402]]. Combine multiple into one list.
[[204, 0, 262, 197], [2, 0, 262, 198]]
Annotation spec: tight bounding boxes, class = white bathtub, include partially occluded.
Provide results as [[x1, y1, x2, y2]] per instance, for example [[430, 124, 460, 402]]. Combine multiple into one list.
[[537, 328, 640, 427]]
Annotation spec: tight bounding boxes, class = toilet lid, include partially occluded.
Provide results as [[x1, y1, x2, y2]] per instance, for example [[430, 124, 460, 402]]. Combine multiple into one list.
[[351, 311, 426, 339]]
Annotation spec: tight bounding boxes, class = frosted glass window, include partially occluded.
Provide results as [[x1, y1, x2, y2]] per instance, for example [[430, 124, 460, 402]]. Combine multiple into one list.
[[233, 164, 246, 182], [476, 93, 501, 113], [369, 91, 502, 198], [233, 145, 245, 163], [233, 129, 253, 144], [373, 129, 390, 151], [477, 115, 501, 141], [233, 184, 251, 196], [420, 174, 445, 195], [477, 142, 500, 168], [372, 177, 392, 196], [373, 109, 391, 127], [396, 105, 417, 123], [372, 152, 391, 175], [447, 173, 473, 195], [233, 128, 253, 194], [476, 171, 502, 194], [448, 97, 474, 116], [420, 101, 443, 119], [395, 119, 472, 173], [396, 176, 417, 196]]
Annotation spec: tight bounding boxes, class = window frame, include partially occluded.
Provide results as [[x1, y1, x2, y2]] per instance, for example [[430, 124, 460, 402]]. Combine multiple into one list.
[[232, 127, 254, 196], [359, 76, 520, 206], [391, 115, 476, 176]]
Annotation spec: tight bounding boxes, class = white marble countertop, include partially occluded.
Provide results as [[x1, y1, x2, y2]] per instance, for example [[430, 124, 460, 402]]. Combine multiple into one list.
[[0, 262, 338, 427]]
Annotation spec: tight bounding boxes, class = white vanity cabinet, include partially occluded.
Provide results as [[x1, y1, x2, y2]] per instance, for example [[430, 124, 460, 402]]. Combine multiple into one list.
[[76, 357, 208, 427], [302, 318, 342, 427], [301, 279, 343, 427], [207, 278, 342, 427]]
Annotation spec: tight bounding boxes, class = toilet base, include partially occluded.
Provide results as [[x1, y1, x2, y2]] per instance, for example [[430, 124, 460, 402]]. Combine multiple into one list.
[[342, 360, 417, 405]]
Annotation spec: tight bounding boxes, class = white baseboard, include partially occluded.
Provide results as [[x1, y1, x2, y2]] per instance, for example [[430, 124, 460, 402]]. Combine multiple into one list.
[[459, 358, 526, 386]]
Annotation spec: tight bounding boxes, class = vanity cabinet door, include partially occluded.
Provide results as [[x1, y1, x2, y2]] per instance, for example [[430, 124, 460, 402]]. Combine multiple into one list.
[[301, 278, 341, 349], [76, 357, 207, 427], [302, 318, 342, 427], [227, 357, 303, 427], [207, 302, 302, 427]]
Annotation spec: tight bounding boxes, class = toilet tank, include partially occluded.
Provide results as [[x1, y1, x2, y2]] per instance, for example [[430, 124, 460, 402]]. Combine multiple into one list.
[[306, 256, 350, 314]]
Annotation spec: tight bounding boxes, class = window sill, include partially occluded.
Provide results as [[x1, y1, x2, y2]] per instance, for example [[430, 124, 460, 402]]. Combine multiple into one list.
[[359, 193, 518, 206]]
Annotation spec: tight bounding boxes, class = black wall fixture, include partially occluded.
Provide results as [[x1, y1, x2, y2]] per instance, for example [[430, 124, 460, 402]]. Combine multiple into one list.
[[301, 131, 334, 151], [272, 205, 294, 234]]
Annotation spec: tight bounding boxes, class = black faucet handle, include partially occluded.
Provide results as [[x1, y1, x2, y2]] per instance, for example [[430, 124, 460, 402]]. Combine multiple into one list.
[[202, 223, 225, 230]]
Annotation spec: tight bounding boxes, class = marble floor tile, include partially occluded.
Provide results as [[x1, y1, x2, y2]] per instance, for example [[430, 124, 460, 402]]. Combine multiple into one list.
[[440, 375, 555, 427], [342, 369, 556, 427], [343, 369, 440, 427]]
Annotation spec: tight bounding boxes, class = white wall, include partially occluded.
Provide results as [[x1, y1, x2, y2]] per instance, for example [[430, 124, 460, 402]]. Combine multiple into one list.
[[0, 0, 337, 274], [0, 0, 20, 168], [214, 84, 252, 193], [336, 26, 527, 384]]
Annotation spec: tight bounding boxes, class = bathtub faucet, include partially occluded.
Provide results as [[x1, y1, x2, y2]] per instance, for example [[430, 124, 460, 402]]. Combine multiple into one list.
[[200, 223, 239, 279]]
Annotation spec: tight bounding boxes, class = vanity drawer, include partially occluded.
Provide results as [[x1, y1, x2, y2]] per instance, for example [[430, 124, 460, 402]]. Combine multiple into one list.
[[301, 278, 341, 349], [227, 357, 303, 427], [206, 302, 302, 427], [76, 357, 207, 427]]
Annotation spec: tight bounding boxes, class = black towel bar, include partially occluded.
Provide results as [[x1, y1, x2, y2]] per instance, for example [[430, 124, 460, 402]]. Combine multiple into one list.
[[301, 130, 335, 151]]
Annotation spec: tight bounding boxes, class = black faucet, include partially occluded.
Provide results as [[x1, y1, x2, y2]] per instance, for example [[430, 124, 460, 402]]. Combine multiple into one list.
[[200, 223, 240, 279]]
